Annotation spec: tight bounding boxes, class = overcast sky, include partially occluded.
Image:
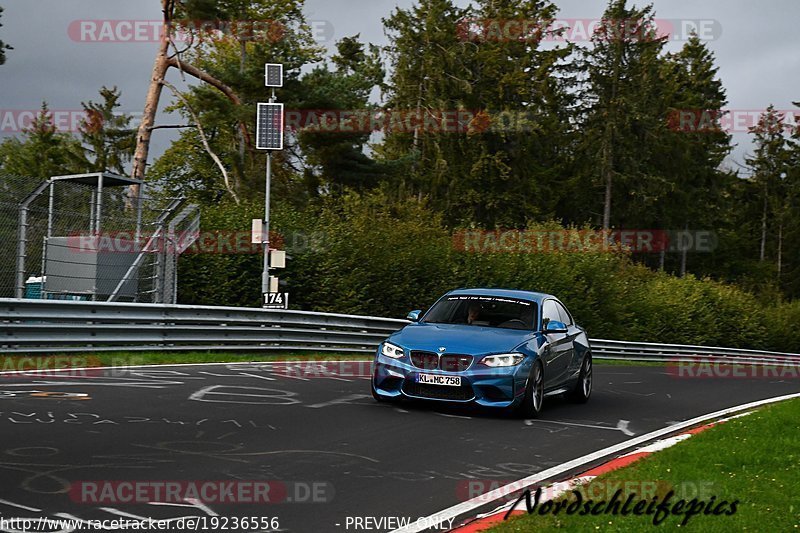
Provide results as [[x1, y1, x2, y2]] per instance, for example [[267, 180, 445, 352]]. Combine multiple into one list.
[[0, 0, 798, 173]]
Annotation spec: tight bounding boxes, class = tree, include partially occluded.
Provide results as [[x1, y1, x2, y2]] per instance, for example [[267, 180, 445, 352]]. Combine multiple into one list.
[[782, 103, 800, 297], [456, 0, 576, 227], [131, 0, 274, 196], [0, 104, 85, 180], [381, 0, 473, 213], [0, 6, 11, 65], [295, 35, 386, 195], [79, 87, 136, 174], [653, 34, 731, 275], [578, 0, 668, 230], [146, 0, 324, 205], [381, 0, 575, 226], [745, 106, 790, 269]]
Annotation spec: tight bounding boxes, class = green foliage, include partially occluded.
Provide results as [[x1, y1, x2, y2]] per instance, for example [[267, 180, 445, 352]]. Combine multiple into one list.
[[381, 0, 576, 226], [0, 104, 87, 179], [3, 0, 797, 333], [150, 0, 326, 203], [179, 194, 799, 352], [176, 198, 264, 307], [149, 0, 800, 307], [0, 89, 138, 180], [286, 191, 454, 315], [294, 36, 387, 195], [493, 399, 800, 532], [79, 87, 136, 174]]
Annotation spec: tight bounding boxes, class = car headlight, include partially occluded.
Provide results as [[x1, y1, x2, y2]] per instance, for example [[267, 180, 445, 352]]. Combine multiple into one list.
[[381, 342, 405, 359], [480, 353, 525, 367]]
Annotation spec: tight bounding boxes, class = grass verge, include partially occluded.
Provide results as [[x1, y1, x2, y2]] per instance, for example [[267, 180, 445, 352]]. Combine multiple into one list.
[[592, 358, 668, 367], [489, 398, 800, 532], [0, 351, 373, 371], [0, 351, 665, 371]]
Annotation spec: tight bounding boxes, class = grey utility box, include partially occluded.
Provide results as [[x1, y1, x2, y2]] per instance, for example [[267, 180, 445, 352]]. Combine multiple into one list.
[[44, 236, 138, 298]]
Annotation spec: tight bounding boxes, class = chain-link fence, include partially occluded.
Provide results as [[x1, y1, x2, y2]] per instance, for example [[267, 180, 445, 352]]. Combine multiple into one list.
[[0, 172, 199, 303]]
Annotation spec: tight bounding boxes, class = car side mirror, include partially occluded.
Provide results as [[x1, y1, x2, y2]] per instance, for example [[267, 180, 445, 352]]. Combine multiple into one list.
[[406, 310, 422, 322], [544, 320, 568, 334]]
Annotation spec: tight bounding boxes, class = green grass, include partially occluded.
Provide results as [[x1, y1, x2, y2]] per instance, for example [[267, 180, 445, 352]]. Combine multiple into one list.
[[489, 398, 800, 532], [592, 358, 668, 367], [0, 351, 656, 371], [0, 351, 372, 370]]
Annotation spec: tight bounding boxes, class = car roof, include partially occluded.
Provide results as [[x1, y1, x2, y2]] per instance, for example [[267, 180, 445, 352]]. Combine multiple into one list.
[[446, 288, 552, 305]]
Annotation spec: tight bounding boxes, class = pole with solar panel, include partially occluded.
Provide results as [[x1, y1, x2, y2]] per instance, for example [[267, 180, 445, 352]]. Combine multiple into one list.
[[255, 63, 288, 309]]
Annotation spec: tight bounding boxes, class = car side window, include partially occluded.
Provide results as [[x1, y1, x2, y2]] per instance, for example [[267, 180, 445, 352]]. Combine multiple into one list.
[[555, 302, 574, 326], [542, 300, 560, 327]]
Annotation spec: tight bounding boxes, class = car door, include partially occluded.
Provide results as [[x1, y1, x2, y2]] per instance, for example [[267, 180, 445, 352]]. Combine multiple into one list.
[[541, 299, 571, 386], [554, 300, 579, 382]]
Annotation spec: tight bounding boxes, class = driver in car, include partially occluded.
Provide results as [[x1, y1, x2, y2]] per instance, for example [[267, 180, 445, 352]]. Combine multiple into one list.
[[467, 302, 482, 325]]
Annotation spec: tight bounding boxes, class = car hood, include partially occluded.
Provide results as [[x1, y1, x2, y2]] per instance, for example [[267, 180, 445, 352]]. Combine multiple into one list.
[[388, 322, 533, 355]]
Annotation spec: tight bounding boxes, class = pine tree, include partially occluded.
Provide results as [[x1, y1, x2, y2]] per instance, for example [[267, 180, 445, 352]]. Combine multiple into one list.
[[295, 36, 386, 195], [655, 34, 732, 274], [782, 103, 800, 297], [0, 104, 86, 180], [79, 87, 136, 175], [382, 0, 576, 226], [745, 105, 790, 271], [578, 0, 668, 230], [382, 0, 473, 213]]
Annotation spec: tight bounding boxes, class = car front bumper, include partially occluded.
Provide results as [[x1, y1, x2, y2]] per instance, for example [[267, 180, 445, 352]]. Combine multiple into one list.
[[372, 353, 533, 408]]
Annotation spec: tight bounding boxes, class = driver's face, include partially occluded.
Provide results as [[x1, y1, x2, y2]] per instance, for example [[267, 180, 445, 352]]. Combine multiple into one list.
[[468, 306, 480, 321]]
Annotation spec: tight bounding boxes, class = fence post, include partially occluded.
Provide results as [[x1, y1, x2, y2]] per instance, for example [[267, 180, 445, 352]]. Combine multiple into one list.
[[15, 205, 28, 299]]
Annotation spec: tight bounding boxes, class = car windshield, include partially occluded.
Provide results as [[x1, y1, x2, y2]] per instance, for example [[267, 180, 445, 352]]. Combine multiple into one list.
[[422, 295, 536, 330]]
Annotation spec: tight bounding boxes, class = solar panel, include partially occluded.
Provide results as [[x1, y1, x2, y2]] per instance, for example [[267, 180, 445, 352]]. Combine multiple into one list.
[[256, 103, 284, 150], [265, 64, 283, 88]]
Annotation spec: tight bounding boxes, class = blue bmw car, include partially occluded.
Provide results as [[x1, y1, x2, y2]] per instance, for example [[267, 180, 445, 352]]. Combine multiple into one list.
[[371, 289, 592, 417]]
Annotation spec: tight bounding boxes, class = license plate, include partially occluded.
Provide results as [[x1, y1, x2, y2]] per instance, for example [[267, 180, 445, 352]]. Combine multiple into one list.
[[417, 374, 461, 387]]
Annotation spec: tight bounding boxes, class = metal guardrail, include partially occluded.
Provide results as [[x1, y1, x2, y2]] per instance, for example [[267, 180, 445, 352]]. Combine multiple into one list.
[[0, 299, 407, 354], [590, 339, 800, 366], [1, 299, 798, 365]]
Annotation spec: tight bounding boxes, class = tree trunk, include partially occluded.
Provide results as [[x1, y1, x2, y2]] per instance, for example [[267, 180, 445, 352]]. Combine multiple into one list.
[[129, 0, 250, 202], [602, 145, 613, 230], [680, 231, 688, 277], [130, 0, 172, 196], [777, 222, 783, 280], [760, 182, 768, 261], [237, 37, 247, 191], [601, 30, 623, 231]]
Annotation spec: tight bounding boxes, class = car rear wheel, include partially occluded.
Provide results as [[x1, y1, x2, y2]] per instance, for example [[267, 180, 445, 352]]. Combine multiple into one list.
[[516, 361, 544, 418], [570, 355, 592, 404]]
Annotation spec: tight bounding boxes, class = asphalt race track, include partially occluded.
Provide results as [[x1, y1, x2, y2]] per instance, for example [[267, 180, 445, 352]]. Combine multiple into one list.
[[0, 362, 798, 532]]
